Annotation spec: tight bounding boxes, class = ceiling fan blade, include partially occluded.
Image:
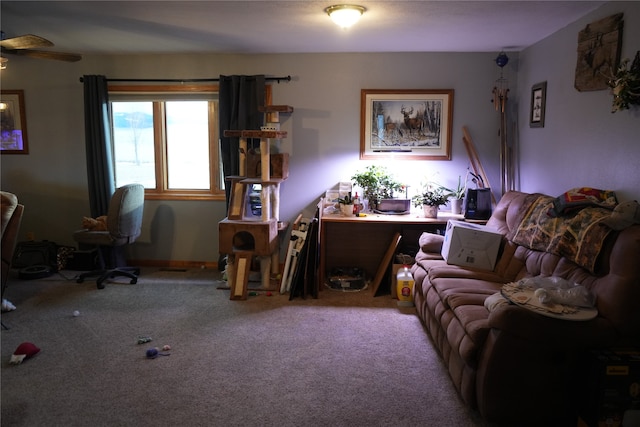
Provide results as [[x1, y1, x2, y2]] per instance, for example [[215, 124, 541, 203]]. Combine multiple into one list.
[[9, 49, 82, 62], [0, 34, 54, 50]]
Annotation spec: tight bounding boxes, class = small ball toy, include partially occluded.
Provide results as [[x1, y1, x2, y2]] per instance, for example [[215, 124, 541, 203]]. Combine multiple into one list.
[[146, 347, 170, 359]]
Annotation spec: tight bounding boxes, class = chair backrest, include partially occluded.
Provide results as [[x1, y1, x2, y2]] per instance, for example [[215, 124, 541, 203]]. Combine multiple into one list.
[[106, 184, 144, 244]]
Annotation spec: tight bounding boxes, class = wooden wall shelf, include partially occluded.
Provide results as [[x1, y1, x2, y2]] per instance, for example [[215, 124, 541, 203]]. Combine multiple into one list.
[[223, 129, 288, 139], [259, 105, 294, 113]]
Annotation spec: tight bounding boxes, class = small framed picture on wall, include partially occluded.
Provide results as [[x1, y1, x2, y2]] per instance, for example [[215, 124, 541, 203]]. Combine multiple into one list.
[[530, 82, 547, 128]]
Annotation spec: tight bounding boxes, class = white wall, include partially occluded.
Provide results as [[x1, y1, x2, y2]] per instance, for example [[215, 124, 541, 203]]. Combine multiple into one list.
[[6, 1, 638, 268], [4, 1, 639, 268], [1, 51, 507, 264], [517, 1, 640, 201]]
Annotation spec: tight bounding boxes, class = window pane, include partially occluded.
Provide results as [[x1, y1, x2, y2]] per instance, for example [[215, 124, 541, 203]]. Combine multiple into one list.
[[165, 101, 210, 189], [112, 102, 156, 188]]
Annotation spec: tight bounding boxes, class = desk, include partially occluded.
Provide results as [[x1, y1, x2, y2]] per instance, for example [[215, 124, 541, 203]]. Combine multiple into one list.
[[318, 209, 464, 295]]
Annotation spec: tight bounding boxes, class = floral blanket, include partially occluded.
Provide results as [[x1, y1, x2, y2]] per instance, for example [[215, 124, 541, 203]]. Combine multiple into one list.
[[510, 195, 614, 273]]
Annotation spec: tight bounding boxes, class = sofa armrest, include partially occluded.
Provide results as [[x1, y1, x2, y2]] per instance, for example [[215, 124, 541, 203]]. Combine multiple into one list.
[[488, 305, 618, 349], [418, 232, 444, 254]]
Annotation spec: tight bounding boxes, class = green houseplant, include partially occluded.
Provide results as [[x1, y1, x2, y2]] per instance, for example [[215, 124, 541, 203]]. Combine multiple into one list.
[[440, 175, 466, 200], [438, 174, 467, 215], [337, 193, 354, 216], [606, 52, 640, 113], [411, 182, 449, 218], [351, 165, 403, 210]]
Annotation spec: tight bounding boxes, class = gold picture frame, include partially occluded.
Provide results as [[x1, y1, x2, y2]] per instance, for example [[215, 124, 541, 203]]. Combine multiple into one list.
[[0, 90, 29, 154], [360, 89, 453, 160]]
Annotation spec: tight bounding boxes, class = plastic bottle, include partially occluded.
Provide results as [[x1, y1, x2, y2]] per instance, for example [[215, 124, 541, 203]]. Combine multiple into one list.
[[396, 265, 414, 307], [353, 192, 361, 215]]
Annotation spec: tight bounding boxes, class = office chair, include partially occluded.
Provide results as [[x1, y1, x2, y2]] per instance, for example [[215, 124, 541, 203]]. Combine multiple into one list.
[[1, 191, 25, 329], [73, 184, 144, 289]]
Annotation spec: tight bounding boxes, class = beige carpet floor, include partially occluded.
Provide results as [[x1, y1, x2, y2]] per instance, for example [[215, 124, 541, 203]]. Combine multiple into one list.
[[1, 268, 487, 426]]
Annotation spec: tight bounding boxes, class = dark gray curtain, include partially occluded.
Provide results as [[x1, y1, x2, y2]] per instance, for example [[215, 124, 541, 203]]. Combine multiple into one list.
[[83, 75, 115, 217], [219, 75, 265, 206]]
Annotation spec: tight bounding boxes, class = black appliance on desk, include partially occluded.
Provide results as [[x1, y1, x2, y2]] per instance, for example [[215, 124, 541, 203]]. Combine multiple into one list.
[[464, 188, 492, 220]]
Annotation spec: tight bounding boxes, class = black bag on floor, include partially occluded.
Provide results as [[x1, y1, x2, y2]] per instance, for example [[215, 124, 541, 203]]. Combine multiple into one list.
[[12, 241, 59, 275]]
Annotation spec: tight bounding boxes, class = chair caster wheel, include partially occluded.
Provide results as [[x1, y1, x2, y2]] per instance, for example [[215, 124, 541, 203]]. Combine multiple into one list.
[[130, 278, 138, 284], [97, 282, 105, 289], [77, 278, 84, 284]]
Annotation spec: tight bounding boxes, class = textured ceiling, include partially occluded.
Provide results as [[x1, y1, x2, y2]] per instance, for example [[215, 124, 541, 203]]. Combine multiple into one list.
[[1, 1, 605, 56]]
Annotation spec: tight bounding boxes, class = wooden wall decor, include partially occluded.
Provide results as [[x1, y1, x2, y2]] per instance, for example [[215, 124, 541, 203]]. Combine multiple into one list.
[[574, 13, 624, 92]]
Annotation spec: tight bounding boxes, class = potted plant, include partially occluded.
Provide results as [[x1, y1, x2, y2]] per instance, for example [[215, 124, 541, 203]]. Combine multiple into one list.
[[439, 174, 467, 215], [606, 52, 640, 113], [351, 165, 403, 211], [411, 183, 449, 218], [337, 193, 354, 216]]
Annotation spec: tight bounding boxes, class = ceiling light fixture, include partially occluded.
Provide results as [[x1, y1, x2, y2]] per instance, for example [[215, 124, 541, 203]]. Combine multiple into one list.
[[325, 4, 366, 29]]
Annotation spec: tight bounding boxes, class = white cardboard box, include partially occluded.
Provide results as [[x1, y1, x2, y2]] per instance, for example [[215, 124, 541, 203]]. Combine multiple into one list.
[[441, 220, 502, 271]]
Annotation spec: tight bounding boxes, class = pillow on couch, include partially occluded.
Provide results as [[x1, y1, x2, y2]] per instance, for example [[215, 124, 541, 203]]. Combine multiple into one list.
[[548, 187, 617, 217], [419, 232, 444, 253], [602, 200, 640, 230]]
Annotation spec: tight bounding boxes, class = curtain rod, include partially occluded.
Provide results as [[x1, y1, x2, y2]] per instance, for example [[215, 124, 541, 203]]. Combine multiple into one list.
[[79, 75, 291, 84]]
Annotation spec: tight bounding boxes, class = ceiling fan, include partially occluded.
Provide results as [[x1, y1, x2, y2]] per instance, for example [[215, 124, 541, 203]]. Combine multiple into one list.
[[0, 31, 82, 66]]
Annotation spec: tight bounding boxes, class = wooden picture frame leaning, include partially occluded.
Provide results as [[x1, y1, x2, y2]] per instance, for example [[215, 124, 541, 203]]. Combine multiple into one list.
[[360, 89, 453, 160]]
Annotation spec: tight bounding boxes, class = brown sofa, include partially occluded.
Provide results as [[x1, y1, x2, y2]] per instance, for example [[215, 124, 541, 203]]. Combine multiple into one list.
[[410, 191, 640, 425]]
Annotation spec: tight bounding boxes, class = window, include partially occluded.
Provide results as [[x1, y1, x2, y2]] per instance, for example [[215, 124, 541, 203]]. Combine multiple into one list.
[[109, 85, 223, 200]]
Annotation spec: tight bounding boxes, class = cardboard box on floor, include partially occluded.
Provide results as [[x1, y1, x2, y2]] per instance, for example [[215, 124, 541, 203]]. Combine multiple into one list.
[[441, 220, 502, 271]]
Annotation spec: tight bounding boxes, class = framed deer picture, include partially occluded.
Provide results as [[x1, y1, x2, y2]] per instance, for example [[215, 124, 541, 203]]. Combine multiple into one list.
[[360, 89, 453, 160]]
